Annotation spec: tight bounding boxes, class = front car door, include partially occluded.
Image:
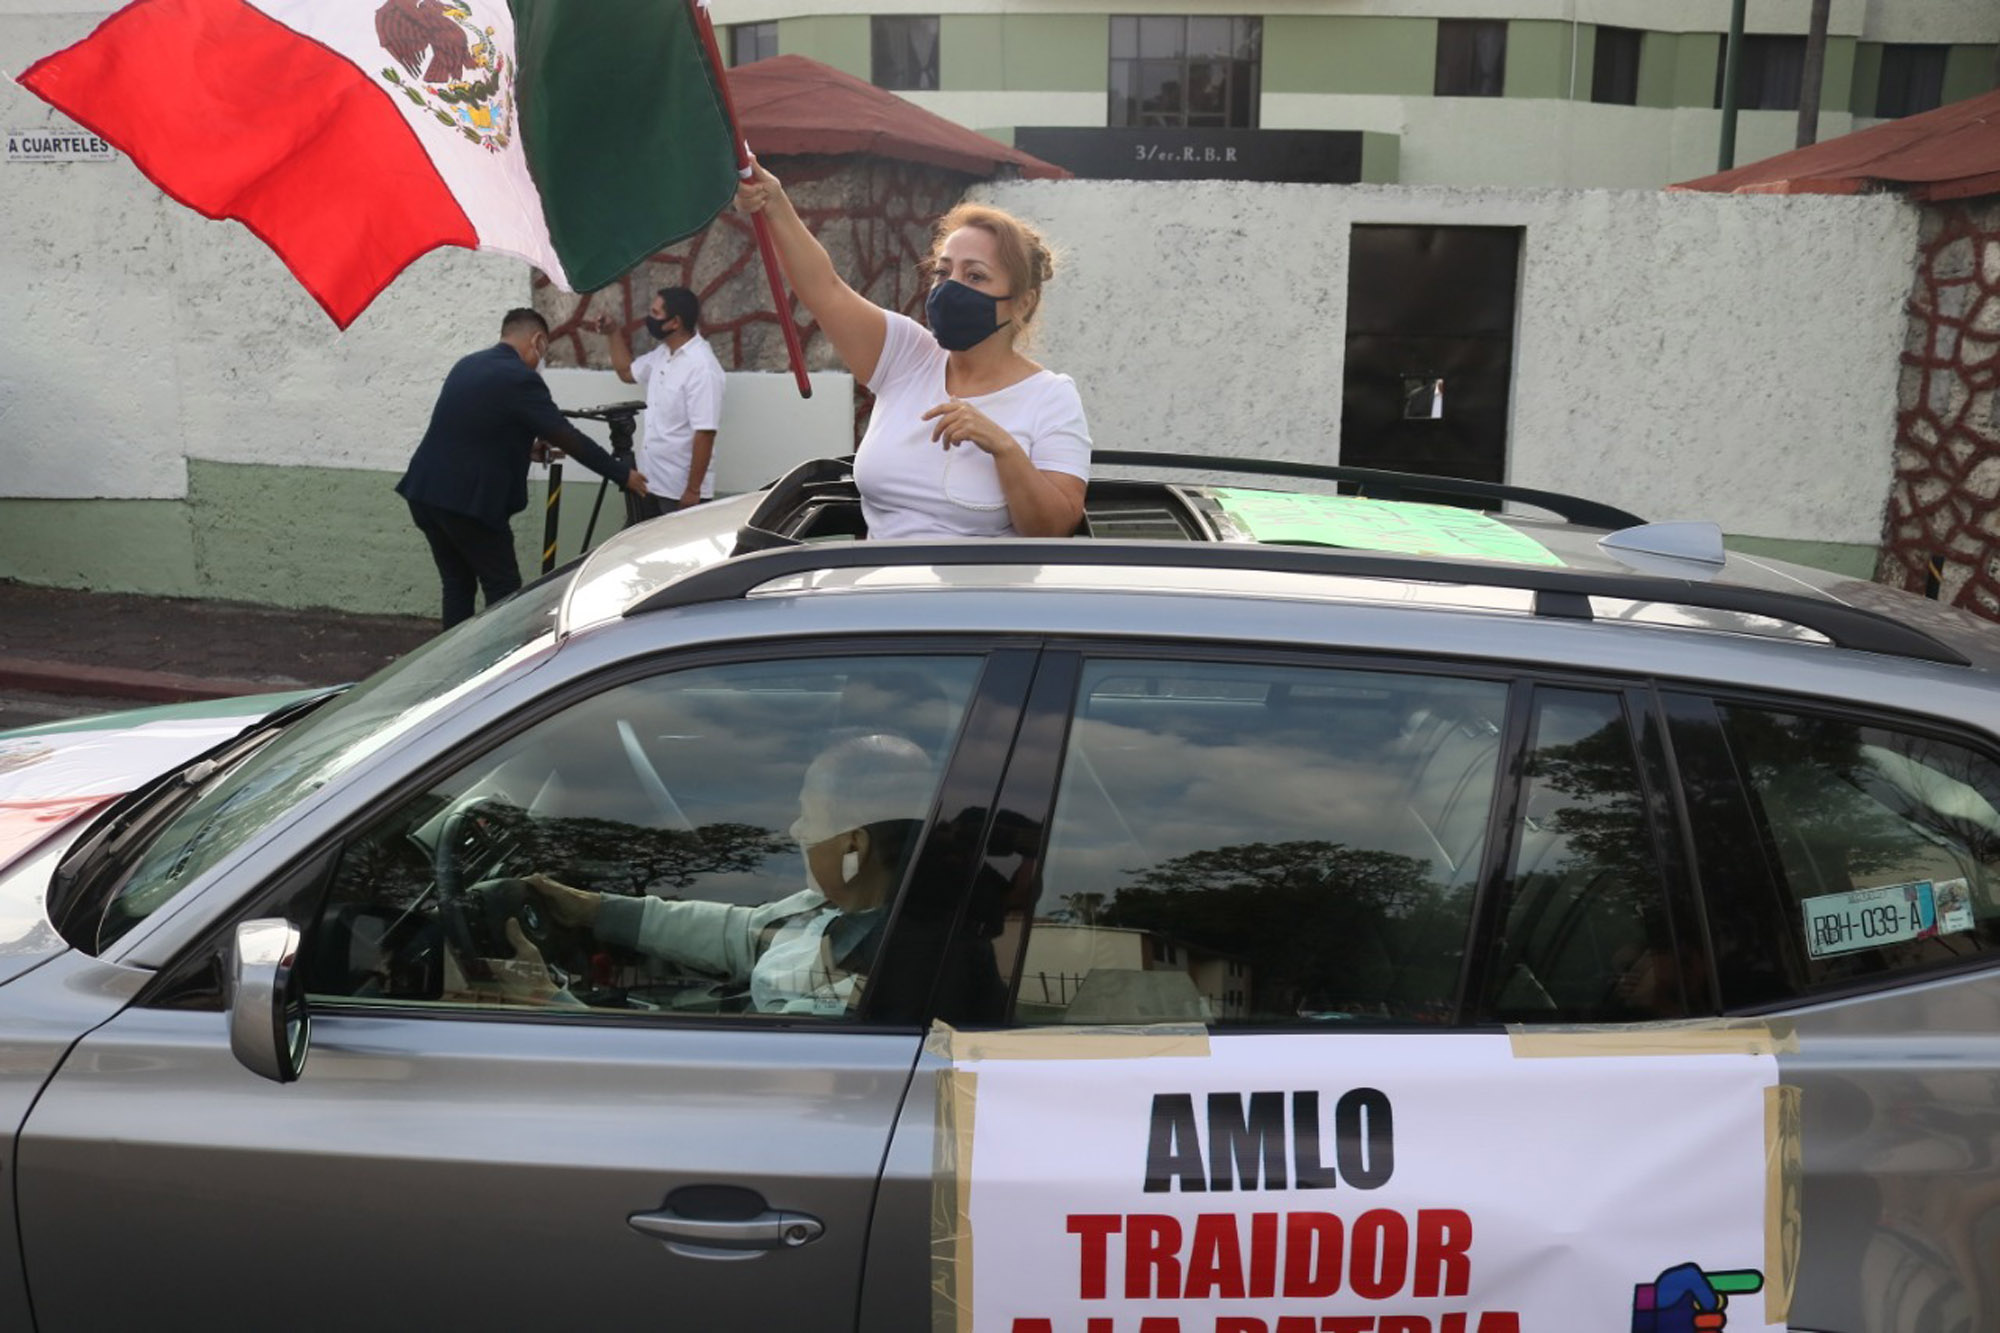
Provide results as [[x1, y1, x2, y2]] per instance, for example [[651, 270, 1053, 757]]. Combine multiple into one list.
[[16, 645, 1033, 1329]]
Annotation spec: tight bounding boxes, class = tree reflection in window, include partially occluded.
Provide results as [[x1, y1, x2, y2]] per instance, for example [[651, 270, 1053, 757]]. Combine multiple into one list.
[[1102, 840, 1462, 1025], [1022, 660, 1508, 1028], [1484, 691, 1685, 1023], [1720, 705, 2000, 989]]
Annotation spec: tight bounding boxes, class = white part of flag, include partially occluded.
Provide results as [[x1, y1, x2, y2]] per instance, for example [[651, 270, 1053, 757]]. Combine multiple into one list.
[[248, 0, 570, 287]]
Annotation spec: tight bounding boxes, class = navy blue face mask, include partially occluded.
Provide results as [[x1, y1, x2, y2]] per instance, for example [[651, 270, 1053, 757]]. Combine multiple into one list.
[[926, 279, 1011, 352]]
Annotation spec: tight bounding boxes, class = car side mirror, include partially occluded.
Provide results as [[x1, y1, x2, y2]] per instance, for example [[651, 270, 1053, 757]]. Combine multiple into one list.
[[227, 918, 310, 1084]]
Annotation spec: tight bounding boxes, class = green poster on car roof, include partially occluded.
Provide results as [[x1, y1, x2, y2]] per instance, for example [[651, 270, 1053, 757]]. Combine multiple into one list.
[[1211, 488, 1565, 567]]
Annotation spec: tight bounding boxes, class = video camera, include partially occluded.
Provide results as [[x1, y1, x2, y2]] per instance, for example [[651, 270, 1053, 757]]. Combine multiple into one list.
[[560, 400, 646, 462], [555, 401, 649, 553]]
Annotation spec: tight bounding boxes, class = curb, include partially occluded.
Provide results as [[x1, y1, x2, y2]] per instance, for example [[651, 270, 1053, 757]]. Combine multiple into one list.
[[0, 656, 293, 705]]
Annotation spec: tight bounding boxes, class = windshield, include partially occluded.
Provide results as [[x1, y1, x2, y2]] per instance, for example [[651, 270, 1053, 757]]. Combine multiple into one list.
[[81, 572, 573, 953]]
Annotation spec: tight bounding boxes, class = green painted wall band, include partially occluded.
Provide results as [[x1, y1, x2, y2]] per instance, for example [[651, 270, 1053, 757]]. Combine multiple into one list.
[[769, 16, 1990, 112], [1942, 44, 2000, 107], [1359, 130, 1400, 183], [1504, 20, 1577, 101], [1261, 15, 1437, 98], [938, 12, 1001, 91], [0, 462, 637, 617], [778, 13, 870, 81], [1723, 536, 1880, 581], [1850, 42, 1884, 118], [1673, 31, 1724, 110], [0, 488, 1900, 616], [0, 499, 199, 597], [1635, 27, 1678, 108], [1820, 36, 1858, 116]]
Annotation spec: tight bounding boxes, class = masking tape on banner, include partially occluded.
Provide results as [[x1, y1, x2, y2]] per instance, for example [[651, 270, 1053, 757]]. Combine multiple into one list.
[[932, 1064, 978, 1333], [1765, 1083, 1802, 1326], [922, 1021, 1210, 1064], [926, 1021, 1211, 1332], [1505, 1017, 1798, 1058]]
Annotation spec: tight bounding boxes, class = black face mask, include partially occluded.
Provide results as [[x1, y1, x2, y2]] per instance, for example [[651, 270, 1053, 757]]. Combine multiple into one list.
[[926, 279, 1011, 352], [644, 316, 673, 340]]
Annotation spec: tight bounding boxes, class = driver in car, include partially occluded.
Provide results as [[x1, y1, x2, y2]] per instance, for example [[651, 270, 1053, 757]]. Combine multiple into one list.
[[508, 733, 937, 1015]]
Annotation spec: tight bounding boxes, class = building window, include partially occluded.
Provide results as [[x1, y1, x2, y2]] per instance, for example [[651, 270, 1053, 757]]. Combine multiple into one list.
[[1109, 16, 1263, 129], [728, 21, 777, 67], [1876, 44, 1949, 118], [1591, 26, 1642, 105], [1435, 19, 1507, 98], [872, 15, 939, 91], [1714, 34, 1806, 111]]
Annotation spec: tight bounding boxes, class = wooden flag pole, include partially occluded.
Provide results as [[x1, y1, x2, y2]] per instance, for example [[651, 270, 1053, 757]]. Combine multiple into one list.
[[690, 0, 812, 399]]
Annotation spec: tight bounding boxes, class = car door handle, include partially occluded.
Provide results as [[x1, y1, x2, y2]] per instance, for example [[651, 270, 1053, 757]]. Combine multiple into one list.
[[627, 1207, 825, 1259]]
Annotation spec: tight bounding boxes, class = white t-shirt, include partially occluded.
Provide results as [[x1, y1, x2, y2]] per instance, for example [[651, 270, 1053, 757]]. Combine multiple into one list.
[[630, 333, 726, 500], [854, 311, 1092, 539]]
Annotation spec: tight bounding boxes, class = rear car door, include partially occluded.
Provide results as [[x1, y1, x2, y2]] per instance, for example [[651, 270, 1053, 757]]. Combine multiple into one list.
[[866, 647, 1773, 1329], [1667, 690, 2000, 1333], [16, 646, 1032, 1330]]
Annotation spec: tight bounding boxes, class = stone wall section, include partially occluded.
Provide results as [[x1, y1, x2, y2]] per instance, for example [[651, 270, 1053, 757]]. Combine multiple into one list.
[[533, 155, 974, 438], [1878, 200, 2000, 616]]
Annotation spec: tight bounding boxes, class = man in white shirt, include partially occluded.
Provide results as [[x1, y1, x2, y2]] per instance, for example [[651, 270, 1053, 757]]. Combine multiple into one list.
[[593, 286, 727, 516]]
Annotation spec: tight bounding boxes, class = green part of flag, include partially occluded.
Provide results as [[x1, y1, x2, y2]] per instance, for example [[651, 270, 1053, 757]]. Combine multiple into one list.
[[1211, 488, 1566, 567], [510, 0, 738, 292]]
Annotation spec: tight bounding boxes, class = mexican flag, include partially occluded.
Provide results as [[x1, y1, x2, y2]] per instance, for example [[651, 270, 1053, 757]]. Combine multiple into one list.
[[18, 0, 740, 327]]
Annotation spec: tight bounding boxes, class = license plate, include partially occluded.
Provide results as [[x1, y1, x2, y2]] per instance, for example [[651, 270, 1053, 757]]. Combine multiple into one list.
[[1804, 880, 1939, 959]]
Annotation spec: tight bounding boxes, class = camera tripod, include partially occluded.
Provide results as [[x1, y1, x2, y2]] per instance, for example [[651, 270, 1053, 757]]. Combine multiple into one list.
[[545, 401, 646, 573]]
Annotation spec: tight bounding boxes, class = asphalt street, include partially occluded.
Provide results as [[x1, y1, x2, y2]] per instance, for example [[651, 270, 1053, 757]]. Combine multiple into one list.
[[0, 581, 435, 737], [0, 689, 137, 732]]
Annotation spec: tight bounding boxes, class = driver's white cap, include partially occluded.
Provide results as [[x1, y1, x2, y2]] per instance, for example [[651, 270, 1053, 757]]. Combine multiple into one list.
[[793, 733, 937, 842]]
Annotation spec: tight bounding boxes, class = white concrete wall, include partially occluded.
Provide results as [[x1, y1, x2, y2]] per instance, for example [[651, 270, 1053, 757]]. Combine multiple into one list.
[[2, 5, 854, 509], [2, 8, 527, 500], [979, 179, 1918, 546], [0, 2, 1925, 558], [544, 368, 855, 494]]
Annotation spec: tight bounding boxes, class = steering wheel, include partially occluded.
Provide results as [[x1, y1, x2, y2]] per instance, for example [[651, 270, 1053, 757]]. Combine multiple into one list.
[[461, 876, 596, 986], [618, 720, 694, 830], [433, 795, 520, 972], [432, 794, 518, 902]]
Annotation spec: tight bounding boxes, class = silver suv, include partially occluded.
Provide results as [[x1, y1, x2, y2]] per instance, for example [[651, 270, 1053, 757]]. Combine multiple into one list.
[[0, 456, 1995, 1332]]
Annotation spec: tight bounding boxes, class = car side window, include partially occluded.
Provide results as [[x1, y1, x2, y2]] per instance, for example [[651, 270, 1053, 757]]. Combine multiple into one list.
[[301, 655, 980, 1020], [1715, 703, 2000, 992], [1482, 688, 1689, 1023], [1008, 659, 1507, 1026]]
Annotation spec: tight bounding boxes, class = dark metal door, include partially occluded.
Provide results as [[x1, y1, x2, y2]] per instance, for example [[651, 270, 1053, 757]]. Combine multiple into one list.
[[1341, 225, 1521, 486]]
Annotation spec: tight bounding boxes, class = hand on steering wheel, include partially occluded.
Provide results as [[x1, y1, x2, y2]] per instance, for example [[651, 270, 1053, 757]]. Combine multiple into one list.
[[523, 873, 603, 928]]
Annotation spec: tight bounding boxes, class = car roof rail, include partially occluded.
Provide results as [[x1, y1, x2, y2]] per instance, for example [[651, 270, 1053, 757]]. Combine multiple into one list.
[[625, 540, 1970, 667], [1092, 450, 1646, 530]]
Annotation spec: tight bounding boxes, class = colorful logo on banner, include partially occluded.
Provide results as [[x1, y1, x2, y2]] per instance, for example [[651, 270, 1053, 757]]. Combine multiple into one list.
[[374, 0, 513, 151], [1631, 1263, 1764, 1333]]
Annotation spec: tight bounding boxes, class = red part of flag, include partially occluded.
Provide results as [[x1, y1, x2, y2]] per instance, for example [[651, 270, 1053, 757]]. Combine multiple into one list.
[[21, 0, 477, 327]]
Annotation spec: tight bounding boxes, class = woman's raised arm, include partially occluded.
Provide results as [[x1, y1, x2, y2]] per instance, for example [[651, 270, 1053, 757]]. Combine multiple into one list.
[[735, 157, 888, 386]]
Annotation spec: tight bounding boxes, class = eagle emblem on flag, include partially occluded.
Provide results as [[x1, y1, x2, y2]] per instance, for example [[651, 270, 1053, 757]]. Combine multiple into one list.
[[374, 0, 513, 152]]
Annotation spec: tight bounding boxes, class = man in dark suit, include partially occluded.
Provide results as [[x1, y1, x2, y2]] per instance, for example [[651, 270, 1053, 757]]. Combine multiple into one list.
[[398, 308, 650, 628]]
